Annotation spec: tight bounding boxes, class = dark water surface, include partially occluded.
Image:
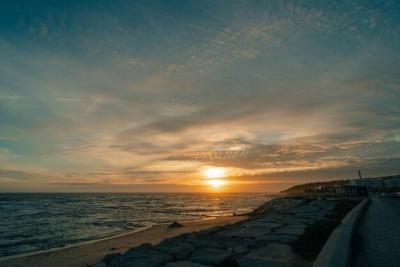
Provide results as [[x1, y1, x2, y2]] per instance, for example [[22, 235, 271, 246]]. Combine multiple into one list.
[[0, 193, 272, 257]]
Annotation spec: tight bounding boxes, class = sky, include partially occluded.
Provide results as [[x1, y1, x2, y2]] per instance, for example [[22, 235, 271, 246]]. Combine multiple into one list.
[[0, 0, 399, 192]]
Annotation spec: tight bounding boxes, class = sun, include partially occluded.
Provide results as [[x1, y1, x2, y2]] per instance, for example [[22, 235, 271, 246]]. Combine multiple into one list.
[[202, 167, 226, 179], [202, 167, 227, 189], [207, 179, 225, 188]]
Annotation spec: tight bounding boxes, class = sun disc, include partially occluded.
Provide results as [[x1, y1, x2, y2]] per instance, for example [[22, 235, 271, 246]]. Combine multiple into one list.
[[202, 167, 226, 179], [207, 179, 225, 188]]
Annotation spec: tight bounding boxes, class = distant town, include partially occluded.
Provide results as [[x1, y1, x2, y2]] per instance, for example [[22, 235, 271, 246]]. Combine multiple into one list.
[[282, 173, 400, 198]]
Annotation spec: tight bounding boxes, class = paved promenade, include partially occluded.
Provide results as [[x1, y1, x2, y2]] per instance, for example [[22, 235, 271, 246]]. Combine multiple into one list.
[[353, 198, 400, 267]]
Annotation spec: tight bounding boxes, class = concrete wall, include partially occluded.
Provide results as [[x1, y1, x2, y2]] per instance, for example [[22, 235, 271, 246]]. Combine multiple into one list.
[[312, 198, 370, 267]]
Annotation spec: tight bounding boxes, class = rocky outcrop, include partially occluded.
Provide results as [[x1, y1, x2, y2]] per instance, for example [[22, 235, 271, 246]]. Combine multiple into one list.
[[91, 198, 337, 267], [169, 221, 184, 229], [250, 197, 307, 215]]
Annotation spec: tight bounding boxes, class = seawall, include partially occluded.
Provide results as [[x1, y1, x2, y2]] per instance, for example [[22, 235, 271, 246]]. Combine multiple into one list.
[[91, 197, 359, 267]]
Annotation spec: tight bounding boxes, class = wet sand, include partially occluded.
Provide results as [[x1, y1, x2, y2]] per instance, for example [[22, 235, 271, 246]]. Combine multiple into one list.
[[0, 215, 247, 267]]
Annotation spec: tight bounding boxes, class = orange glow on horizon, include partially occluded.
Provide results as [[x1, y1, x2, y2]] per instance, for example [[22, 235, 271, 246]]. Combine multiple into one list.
[[206, 179, 226, 189], [202, 167, 226, 179], [202, 167, 228, 190]]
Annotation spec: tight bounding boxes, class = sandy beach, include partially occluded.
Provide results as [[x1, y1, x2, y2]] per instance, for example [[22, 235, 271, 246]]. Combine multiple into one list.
[[0, 215, 247, 267]]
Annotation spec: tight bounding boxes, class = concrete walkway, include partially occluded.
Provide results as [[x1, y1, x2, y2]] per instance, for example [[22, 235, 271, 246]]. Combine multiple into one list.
[[353, 198, 400, 267]]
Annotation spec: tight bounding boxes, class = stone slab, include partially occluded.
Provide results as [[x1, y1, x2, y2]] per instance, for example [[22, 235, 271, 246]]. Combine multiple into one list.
[[189, 248, 233, 265], [236, 256, 293, 267], [163, 261, 211, 267], [246, 243, 294, 261], [274, 225, 306, 236]]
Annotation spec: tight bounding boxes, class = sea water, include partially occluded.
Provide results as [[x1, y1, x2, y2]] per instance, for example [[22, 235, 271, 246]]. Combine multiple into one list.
[[0, 193, 272, 257]]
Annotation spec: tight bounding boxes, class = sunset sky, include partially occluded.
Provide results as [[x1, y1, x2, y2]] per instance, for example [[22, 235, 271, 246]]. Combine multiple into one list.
[[1, 0, 400, 192]]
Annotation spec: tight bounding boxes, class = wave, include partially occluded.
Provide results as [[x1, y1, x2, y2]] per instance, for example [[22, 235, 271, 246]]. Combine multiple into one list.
[[0, 192, 271, 257]]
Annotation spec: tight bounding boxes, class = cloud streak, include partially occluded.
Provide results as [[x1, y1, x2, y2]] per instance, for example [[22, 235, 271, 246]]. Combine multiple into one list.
[[0, 0, 399, 192]]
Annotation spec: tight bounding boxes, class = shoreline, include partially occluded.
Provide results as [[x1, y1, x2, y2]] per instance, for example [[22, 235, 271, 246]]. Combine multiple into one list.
[[0, 215, 248, 267], [0, 226, 154, 262], [88, 197, 360, 267]]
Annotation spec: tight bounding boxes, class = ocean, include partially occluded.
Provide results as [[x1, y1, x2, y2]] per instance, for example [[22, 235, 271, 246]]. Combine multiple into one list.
[[0, 193, 272, 258]]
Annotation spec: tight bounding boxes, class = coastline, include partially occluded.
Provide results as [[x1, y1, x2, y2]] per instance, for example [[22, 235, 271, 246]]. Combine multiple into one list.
[[0, 195, 362, 267], [87, 196, 361, 267], [0, 215, 248, 267]]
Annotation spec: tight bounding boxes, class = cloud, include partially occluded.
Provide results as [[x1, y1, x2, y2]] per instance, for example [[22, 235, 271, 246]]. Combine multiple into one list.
[[0, 0, 400, 191], [227, 156, 400, 184]]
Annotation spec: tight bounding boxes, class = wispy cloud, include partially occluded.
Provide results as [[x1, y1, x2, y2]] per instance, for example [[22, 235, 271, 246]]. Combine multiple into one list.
[[0, 0, 399, 191]]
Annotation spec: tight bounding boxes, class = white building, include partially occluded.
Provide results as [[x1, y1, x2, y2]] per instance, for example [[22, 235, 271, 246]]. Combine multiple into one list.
[[383, 176, 400, 189], [348, 175, 400, 190], [349, 178, 383, 188]]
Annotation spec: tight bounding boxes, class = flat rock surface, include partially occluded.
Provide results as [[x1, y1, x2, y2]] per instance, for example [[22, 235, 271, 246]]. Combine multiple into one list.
[[275, 225, 306, 236], [163, 261, 211, 267], [236, 257, 293, 267], [246, 243, 293, 261], [189, 248, 233, 265]]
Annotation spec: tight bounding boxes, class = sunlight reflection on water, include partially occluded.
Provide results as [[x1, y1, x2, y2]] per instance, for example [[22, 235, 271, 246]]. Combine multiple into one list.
[[0, 193, 272, 257]]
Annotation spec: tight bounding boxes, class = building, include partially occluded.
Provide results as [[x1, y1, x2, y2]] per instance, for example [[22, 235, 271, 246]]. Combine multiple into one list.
[[344, 185, 368, 197], [383, 175, 400, 190], [349, 178, 384, 189], [344, 175, 400, 196]]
